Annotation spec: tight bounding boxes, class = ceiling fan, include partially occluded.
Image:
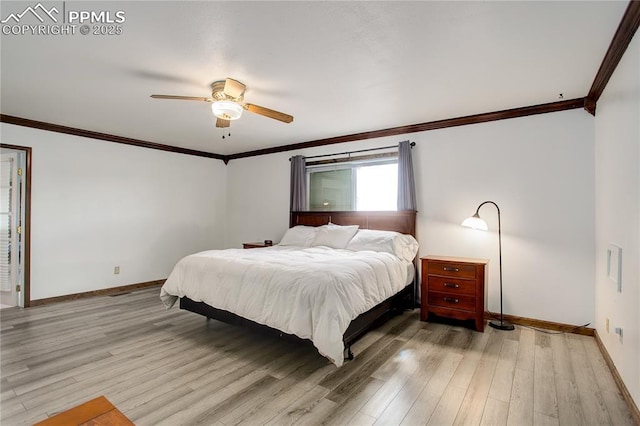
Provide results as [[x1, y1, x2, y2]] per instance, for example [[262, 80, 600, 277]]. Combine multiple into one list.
[[151, 77, 294, 128]]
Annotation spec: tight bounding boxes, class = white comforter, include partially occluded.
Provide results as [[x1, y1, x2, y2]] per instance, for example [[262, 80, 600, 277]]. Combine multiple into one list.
[[160, 245, 412, 366]]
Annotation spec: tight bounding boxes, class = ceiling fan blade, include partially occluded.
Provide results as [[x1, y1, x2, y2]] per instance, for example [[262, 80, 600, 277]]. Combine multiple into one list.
[[223, 78, 246, 99], [244, 103, 293, 123], [216, 118, 231, 128], [150, 95, 212, 102]]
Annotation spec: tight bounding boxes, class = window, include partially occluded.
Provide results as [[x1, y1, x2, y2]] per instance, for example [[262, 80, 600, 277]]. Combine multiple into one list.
[[307, 159, 397, 211]]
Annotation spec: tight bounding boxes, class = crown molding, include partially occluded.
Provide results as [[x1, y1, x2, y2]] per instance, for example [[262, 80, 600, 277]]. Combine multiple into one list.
[[226, 98, 586, 161], [586, 0, 640, 115], [1, 98, 586, 164], [0, 114, 225, 160]]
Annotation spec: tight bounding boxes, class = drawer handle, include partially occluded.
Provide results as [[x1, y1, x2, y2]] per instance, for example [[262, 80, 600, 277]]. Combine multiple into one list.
[[443, 297, 459, 303], [443, 282, 460, 289], [443, 266, 459, 272]]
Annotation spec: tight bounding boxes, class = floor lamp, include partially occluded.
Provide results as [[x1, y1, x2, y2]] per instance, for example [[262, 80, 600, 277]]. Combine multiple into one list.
[[461, 201, 515, 331]]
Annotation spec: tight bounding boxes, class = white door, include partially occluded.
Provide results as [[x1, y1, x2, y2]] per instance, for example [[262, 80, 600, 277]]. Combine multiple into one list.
[[0, 152, 23, 308]]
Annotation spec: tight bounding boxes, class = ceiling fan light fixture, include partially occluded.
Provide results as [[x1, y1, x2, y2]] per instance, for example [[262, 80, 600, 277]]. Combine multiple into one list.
[[151, 77, 293, 125], [211, 100, 243, 120]]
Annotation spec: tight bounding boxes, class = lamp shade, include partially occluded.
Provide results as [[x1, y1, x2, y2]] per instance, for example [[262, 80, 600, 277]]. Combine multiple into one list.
[[211, 101, 243, 120], [461, 213, 488, 231]]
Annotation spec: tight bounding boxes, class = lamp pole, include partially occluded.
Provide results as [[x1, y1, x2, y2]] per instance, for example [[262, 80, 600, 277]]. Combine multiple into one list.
[[475, 201, 514, 331]]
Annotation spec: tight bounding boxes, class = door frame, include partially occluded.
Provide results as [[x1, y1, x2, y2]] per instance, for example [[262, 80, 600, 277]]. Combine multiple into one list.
[[0, 144, 31, 307]]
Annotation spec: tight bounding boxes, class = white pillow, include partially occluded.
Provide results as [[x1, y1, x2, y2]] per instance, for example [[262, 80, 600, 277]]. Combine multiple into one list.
[[279, 225, 319, 247], [311, 224, 359, 249], [346, 229, 419, 262]]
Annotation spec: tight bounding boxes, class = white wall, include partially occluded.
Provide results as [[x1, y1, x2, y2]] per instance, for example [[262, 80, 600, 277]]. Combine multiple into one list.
[[226, 151, 291, 248], [416, 110, 594, 325], [0, 123, 227, 300], [594, 30, 640, 406], [227, 109, 595, 326]]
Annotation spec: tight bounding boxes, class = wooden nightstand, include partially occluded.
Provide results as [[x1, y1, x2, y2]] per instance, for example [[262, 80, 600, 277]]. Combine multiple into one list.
[[242, 241, 273, 249], [420, 256, 488, 332]]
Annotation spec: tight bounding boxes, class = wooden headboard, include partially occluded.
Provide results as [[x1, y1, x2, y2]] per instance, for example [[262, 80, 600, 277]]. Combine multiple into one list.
[[290, 210, 417, 237]]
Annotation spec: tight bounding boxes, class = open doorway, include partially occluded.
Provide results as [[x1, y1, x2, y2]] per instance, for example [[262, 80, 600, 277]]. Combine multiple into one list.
[[0, 144, 31, 308]]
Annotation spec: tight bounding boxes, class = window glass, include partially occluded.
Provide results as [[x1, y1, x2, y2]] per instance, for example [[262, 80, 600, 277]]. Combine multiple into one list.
[[356, 163, 397, 210], [309, 169, 353, 210], [307, 159, 397, 211]]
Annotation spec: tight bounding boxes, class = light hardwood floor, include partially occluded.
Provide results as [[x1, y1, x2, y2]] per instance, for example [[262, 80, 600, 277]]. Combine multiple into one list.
[[0, 287, 635, 425]]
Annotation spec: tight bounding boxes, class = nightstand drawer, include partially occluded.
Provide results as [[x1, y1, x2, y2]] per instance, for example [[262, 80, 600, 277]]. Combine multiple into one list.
[[427, 276, 476, 296], [428, 291, 476, 312], [427, 262, 476, 279]]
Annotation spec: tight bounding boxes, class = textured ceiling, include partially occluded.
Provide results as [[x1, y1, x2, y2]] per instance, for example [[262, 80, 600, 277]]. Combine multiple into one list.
[[0, 1, 629, 155]]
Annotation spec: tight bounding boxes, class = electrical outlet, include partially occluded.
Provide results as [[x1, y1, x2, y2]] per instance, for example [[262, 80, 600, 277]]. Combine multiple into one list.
[[114, 266, 120, 275], [605, 318, 609, 333]]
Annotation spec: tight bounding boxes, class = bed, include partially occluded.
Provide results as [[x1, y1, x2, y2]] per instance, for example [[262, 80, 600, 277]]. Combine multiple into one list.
[[160, 210, 418, 367]]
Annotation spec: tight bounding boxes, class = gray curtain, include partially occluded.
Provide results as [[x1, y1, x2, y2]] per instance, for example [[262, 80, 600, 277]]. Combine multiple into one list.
[[397, 141, 417, 211], [290, 155, 307, 211]]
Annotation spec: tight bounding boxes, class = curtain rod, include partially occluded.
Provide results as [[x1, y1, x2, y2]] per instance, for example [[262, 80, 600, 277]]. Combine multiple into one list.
[[290, 141, 415, 161]]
